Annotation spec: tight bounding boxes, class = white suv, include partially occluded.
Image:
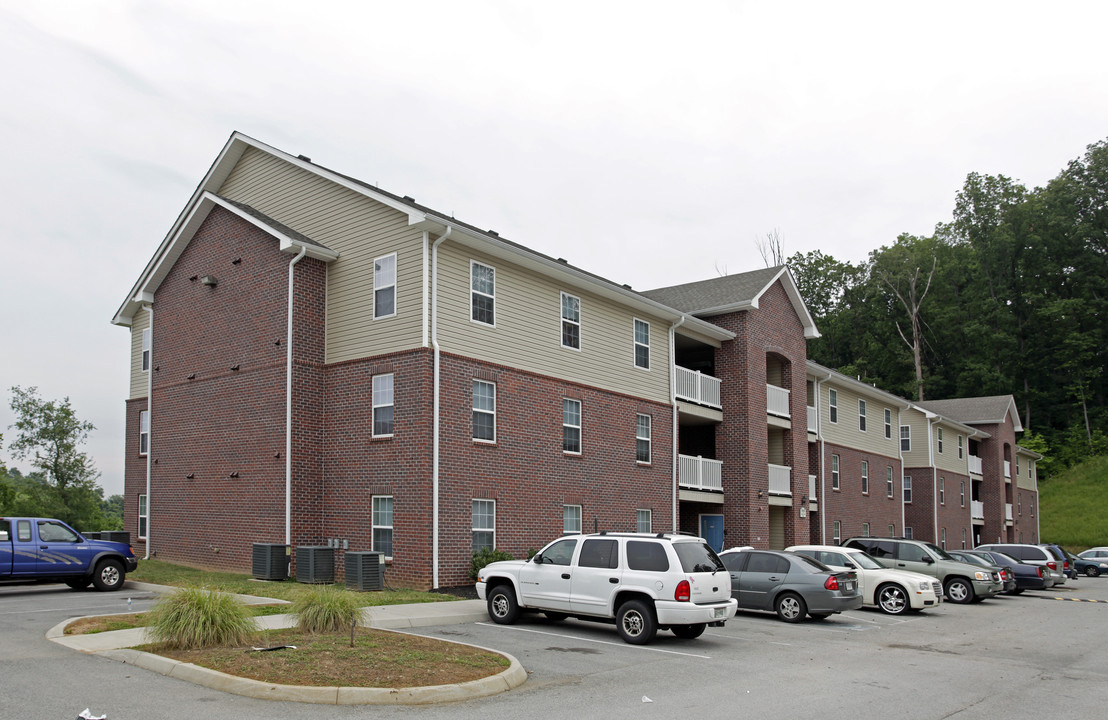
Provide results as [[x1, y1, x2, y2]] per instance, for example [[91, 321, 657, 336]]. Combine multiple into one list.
[[476, 532, 737, 644]]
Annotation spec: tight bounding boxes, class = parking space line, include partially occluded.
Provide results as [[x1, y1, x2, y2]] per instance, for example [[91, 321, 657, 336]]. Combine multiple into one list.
[[474, 622, 715, 658]]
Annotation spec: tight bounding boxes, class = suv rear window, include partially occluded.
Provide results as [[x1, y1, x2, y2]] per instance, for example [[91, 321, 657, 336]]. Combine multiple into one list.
[[627, 540, 670, 571], [673, 542, 724, 573]]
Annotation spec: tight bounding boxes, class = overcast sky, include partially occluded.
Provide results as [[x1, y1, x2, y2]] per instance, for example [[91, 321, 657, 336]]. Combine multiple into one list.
[[1, 1, 1106, 496]]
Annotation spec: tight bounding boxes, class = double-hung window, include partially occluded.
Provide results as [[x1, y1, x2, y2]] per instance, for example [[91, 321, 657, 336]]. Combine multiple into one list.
[[471, 261, 495, 326], [960, 481, 965, 507], [636, 414, 651, 464], [139, 410, 150, 456], [858, 399, 867, 431], [887, 466, 894, 498], [828, 389, 838, 423], [138, 494, 148, 539], [564, 505, 582, 534], [373, 253, 397, 319], [937, 427, 944, 453], [141, 328, 151, 371], [884, 408, 892, 439], [903, 476, 912, 503], [472, 499, 495, 551], [958, 435, 964, 459], [561, 293, 580, 349], [637, 509, 652, 533], [831, 454, 840, 490], [473, 380, 496, 442], [372, 374, 394, 437], [633, 319, 650, 369], [862, 522, 870, 537], [832, 520, 841, 545], [563, 398, 581, 454], [372, 496, 393, 558], [861, 460, 869, 494], [900, 426, 911, 452], [939, 477, 945, 505]]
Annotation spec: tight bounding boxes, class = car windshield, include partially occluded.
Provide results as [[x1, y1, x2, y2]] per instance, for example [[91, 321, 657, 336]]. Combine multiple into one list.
[[792, 553, 832, 572], [956, 553, 990, 568], [925, 542, 954, 561], [673, 542, 725, 573], [847, 551, 885, 570]]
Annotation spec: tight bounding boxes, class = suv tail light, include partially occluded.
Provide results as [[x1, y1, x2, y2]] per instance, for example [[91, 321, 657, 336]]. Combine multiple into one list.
[[1000, 570, 1009, 580], [1047, 561, 1058, 571], [1036, 566, 1043, 578], [1064, 560, 1071, 570], [675, 580, 691, 602], [824, 575, 841, 591]]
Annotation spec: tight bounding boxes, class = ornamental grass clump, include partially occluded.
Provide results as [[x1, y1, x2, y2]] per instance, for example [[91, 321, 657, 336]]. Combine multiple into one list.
[[147, 586, 259, 650], [292, 585, 363, 643]]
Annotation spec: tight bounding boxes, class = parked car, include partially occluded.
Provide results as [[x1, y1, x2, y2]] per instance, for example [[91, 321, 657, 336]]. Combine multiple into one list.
[[975, 543, 1063, 587], [786, 544, 941, 615], [843, 537, 1004, 604], [1078, 547, 1108, 560], [719, 548, 862, 622], [1069, 548, 1107, 577], [965, 549, 1049, 592], [948, 550, 1017, 594], [475, 532, 736, 644], [1040, 544, 1075, 580]]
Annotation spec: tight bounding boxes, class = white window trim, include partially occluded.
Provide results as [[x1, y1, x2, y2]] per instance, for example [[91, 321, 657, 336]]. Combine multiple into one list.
[[564, 504, 583, 534], [939, 477, 945, 505], [884, 408, 892, 439], [139, 410, 150, 456], [861, 460, 869, 495], [859, 399, 867, 432], [141, 328, 151, 372], [470, 260, 496, 327], [831, 454, 840, 490], [472, 499, 496, 550], [887, 466, 894, 498], [372, 495, 394, 559], [958, 434, 964, 459], [903, 476, 912, 503], [636, 413, 652, 464], [637, 509, 652, 533], [832, 520, 841, 545], [372, 373, 394, 438], [937, 427, 944, 454], [373, 252, 398, 320], [900, 425, 911, 452], [633, 318, 650, 370], [560, 292, 581, 351], [138, 494, 148, 539], [563, 398, 582, 455], [828, 389, 838, 424], [960, 480, 966, 507], [862, 522, 870, 537], [473, 380, 497, 443]]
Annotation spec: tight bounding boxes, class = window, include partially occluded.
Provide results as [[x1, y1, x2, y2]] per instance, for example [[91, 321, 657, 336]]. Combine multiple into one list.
[[958, 434, 964, 459], [960, 481, 965, 507], [886, 466, 894, 498], [471, 261, 495, 325], [939, 477, 945, 505], [16, 520, 31, 542], [903, 476, 912, 503], [579, 538, 618, 568], [633, 319, 650, 369], [636, 414, 651, 464], [541, 538, 577, 565], [862, 522, 870, 537], [38, 520, 79, 543], [859, 399, 867, 431], [904, 527, 914, 540], [139, 410, 150, 456], [637, 509, 652, 533], [472, 499, 495, 551], [961, 528, 966, 549], [861, 460, 869, 494], [937, 428, 944, 453], [372, 374, 394, 437], [138, 494, 148, 539], [473, 380, 496, 442], [561, 292, 580, 349], [372, 496, 393, 558], [1018, 493, 1022, 515], [829, 389, 838, 423], [833, 520, 841, 545], [563, 398, 581, 454], [884, 408, 892, 439], [373, 253, 397, 319], [1016, 458, 1021, 477], [831, 454, 840, 490], [141, 328, 151, 371], [627, 541, 669, 571], [564, 505, 582, 534], [900, 425, 911, 452], [888, 524, 896, 537], [1031, 498, 1035, 517], [941, 528, 947, 549]]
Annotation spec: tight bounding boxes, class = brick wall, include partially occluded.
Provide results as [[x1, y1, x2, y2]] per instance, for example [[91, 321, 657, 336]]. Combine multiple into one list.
[[820, 443, 902, 541]]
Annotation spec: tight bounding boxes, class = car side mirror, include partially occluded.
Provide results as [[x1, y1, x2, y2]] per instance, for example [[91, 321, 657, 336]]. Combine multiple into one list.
[[532, 553, 543, 564], [843, 560, 856, 568], [923, 556, 934, 564]]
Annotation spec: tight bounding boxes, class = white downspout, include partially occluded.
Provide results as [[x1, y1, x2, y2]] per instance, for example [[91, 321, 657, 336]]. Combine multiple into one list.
[[927, 416, 938, 544], [430, 227, 451, 588], [815, 372, 831, 545], [143, 303, 153, 560], [669, 316, 686, 533], [421, 231, 430, 347], [286, 246, 307, 548]]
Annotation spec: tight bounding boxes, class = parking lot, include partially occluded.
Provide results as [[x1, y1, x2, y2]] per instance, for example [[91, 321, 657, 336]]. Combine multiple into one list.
[[3, 578, 1107, 719]]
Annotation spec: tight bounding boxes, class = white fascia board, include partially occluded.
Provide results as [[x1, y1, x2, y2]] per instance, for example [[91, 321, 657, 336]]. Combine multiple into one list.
[[908, 403, 979, 437], [806, 361, 912, 408]]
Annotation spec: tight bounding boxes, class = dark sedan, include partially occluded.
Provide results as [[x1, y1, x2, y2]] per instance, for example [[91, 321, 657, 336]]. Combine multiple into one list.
[[949, 550, 1018, 594], [720, 549, 863, 623], [963, 549, 1048, 592]]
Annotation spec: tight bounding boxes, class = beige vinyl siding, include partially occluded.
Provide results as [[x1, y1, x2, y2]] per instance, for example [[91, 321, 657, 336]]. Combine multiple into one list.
[[820, 382, 900, 456], [933, 422, 967, 474], [1016, 453, 1038, 491], [435, 243, 670, 403], [129, 309, 151, 400], [900, 408, 931, 468], [217, 148, 426, 363]]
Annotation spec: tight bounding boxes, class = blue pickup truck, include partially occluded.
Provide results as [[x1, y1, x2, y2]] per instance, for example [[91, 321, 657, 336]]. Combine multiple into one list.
[[0, 517, 138, 591]]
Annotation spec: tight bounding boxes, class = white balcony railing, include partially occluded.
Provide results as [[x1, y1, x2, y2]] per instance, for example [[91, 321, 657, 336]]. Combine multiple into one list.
[[968, 455, 983, 475], [675, 366, 722, 409], [767, 384, 790, 418], [1004, 460, 1011, 478], [768, 463, 792, 495], [971, 500, 984, 520], [1005, 503, 1013, 522], [807, 405, 818, 433], [679, 455, 723, 491]]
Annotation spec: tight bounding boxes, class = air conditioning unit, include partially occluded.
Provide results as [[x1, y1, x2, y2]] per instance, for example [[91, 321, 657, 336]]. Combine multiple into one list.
[[82, 532, 101, 540], [252, 543, 290, 581], [101, 531, 131, 544], [345, 551, 384, 592], [295, 546, 335, 584]]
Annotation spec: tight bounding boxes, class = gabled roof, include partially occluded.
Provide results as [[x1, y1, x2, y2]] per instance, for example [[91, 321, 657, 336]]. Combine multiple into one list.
[[641, 266, 820, 339], [916, 396, 1023, 432]]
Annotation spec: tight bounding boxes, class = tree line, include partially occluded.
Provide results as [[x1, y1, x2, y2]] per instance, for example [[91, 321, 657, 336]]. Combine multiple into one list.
[[789, 138, 1108, 478]]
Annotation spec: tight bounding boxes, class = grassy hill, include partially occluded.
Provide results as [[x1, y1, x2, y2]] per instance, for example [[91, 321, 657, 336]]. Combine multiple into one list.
[[1038, 454, 1108, 550]]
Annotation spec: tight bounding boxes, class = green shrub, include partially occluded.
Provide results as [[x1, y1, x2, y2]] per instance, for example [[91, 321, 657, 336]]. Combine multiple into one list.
[[470, 547, 514, 581], [147, 586, 258, 650], [291, 585, 362, 634]]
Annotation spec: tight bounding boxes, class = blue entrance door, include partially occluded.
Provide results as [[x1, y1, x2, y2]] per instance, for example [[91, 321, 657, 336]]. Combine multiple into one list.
[[700, 515, 725, 552]]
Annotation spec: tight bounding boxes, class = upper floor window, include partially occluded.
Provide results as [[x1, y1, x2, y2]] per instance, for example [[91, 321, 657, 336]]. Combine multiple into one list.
[[831, 454, 840, 490], [141, 328, 151, 371], [633, 319, 650, 369], [939, 477, 945, 505], [859, 399, 867, 432], [372, 374, 394, 437], [884, 408, 892, 439], [887, 466, 894, 498], [473, 380, 496, 442], [958, 434, 964, 459], [471, 261, 495, 326], [900, 425, 911, 452], [903, 476, 912, 503], [561, 293, 581, 350], [373, 253, 397, 319], [960, 480, 965, 507], [139, 410, 150, 456], [564, 504, 582, 534], [1016, 458, 1021, 476], [636, 414, 652, 464], [937, 427, 944, 454], [828, 389, 838, 423], [473, 499, 495, 551], [563, 398, 582, 454], [861, 460, 869, 494]]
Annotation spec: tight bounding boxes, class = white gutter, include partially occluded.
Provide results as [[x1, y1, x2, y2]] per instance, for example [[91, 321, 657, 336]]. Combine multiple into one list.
[[143, 303, 153, 560], [285, 246, 307, 548], [898, 407, 906, 537], [669, 315, 686, 533], [430, 226, 452, 588]]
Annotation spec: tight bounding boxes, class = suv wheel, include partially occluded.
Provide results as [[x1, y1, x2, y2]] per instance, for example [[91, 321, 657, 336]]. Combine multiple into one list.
[[876, 583, 909, 615], [487, 585, 520, 624], [616, 599, 657, 645], [775, 592, 807, 623], [944, 577, 975, 604]]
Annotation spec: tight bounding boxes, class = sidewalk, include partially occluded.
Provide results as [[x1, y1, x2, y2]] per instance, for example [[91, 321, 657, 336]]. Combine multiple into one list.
[[47, 582, 522, 705]]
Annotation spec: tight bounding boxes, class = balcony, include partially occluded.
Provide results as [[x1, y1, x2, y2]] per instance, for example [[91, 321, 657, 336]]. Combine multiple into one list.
[[1005, 503, 1013, 524], [679, 455, 723, 491], [971, 500, 984, 521], [768, 463, 792, 496], [675, 366, 722, 409], [807, 405, 818, 433], [766, 384, 790, 418], [968, 455, 983, 475]]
